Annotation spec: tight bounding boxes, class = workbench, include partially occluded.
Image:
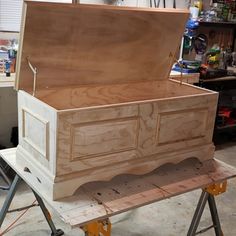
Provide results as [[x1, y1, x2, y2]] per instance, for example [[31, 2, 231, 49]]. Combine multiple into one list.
[[0, 148, 236, 235]]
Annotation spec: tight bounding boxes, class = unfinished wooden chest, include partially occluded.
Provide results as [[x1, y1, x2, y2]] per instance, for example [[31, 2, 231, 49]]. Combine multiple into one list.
[[15, 1, 218, 200]]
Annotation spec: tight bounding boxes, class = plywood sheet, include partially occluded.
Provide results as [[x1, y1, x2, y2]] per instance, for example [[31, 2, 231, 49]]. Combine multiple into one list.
[[35, 80, 207, 110], [16, 2, 189, 91]]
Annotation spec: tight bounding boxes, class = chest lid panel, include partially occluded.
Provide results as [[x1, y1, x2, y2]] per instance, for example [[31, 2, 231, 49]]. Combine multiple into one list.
[[15, 1, 189, 91]]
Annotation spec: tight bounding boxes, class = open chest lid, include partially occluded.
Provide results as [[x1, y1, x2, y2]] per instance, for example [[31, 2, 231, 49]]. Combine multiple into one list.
[[15, 1, 189, 92]]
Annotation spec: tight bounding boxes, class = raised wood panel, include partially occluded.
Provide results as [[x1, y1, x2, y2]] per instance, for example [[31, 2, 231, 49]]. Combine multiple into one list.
[[56, 105, 140, 175], [136, 95, 218, 155], [152, 95, 218, 154], [17, 91, 58, 173], [71, 118, 139, 160], [157, 109, 208, 145], [22, 107, 49, 159]]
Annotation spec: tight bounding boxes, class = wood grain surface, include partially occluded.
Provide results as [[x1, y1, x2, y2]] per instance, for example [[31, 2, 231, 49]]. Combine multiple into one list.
[[35, 80, 206, 110], [16, 2, 189, 91]]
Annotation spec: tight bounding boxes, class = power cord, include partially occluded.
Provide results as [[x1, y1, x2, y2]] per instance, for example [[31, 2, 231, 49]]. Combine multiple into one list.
[[0, 200, 37, 236]]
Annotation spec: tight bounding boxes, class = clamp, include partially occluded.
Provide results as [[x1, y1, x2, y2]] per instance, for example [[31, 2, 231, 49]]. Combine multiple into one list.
[[205, 181, 227, 196], [187, 181, 227, 236], [81, 218, 111, 236]]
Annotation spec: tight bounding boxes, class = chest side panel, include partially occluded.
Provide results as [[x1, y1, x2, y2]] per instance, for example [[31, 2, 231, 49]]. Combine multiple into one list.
[[56, 93, 217, 176]]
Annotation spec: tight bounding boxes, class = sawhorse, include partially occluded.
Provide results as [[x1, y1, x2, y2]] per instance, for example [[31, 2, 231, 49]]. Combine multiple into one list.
[[187, 182, 226, 236], [0, 174, 227, 236], [0, 174, 226, 236], [0, 174, 64, 236], [81, 183, 227, 236]]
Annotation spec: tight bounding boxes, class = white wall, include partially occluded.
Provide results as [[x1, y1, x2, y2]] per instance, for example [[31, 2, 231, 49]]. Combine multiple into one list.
[[0, 0, 190, 32], [81, 0, 190, 8], [0, 0, 22, 32]]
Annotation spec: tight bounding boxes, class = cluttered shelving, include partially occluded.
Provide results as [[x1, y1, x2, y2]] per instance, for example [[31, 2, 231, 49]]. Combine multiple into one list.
[[0, 33, 18, 148], [174, 1, 236, 144], [0, 34, 17, 88]]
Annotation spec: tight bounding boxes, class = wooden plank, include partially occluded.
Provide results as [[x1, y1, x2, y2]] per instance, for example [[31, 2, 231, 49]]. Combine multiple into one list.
[[1, 148, 236, 227], [35, 80, 208, 110], [16, 2, 189, 91]]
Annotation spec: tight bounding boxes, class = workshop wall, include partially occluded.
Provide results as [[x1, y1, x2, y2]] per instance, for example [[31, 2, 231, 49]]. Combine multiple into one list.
[[0, 88, 17, 148], [81, 0, 190, 8]]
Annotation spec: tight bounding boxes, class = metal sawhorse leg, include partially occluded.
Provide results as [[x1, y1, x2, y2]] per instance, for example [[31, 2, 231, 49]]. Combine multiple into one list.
[[0, 163, 11, 191], [187, 181, 227, 236], [0, 174, 64, 236]]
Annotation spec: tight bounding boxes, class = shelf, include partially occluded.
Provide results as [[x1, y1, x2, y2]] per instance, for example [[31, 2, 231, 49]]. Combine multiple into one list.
[[198, 21, 236, 27], [216, 123, 236, 130], [201, 76, 236, 83]]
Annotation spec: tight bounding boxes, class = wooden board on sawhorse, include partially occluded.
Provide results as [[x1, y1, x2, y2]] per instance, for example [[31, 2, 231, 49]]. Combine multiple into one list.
[[0, 175, 229, 236], [81, 181, 228, 236], [0, 148, 236, 235]]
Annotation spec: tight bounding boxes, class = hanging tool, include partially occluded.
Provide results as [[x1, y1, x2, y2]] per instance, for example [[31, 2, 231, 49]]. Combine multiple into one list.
[[154, 0, 157, 8], [150, 0, 157, 8], [173, 0, 176, 8], [194, 33, 208, 55]]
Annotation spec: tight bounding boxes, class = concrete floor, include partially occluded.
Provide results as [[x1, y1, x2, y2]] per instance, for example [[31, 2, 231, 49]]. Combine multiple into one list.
[[0, 143, 236, 236]]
